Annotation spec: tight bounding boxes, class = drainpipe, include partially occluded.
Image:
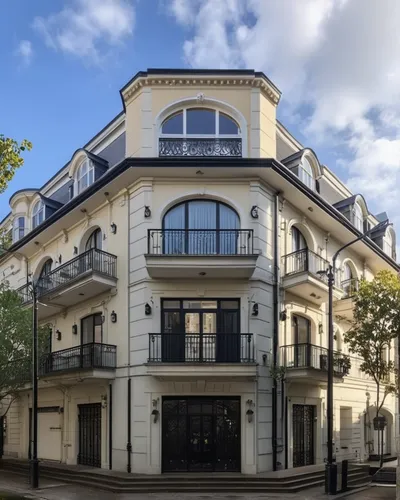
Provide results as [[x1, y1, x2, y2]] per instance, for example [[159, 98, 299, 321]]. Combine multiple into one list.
[[272, 191, 281, 471], [127, 378, 132, 473], [109, 383, 113, 470]]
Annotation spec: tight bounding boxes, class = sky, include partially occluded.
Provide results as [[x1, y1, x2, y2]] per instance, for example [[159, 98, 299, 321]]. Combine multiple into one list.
[[1, 0, 400, 235]]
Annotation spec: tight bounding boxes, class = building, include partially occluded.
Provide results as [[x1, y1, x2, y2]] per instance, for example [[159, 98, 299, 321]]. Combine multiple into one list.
[[0, 69, 397, 474]]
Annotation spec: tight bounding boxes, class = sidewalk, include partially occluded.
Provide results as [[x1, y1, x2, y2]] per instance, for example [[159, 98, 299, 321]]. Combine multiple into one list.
[[0, 472, 392, 500]]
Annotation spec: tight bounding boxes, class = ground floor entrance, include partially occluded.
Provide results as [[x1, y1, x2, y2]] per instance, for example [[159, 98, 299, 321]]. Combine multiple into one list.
[[162, 397, 241, 472], [292, 404, 315, 468], [77, 403, 102, 468]]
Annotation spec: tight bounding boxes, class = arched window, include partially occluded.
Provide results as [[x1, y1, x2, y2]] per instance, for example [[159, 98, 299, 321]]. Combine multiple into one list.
[[343, 263, 353, 281], [354, 203, 364, 231], [85, 228, 102, 251], [77, 159, 94, 194], [163, 200, 239, 255], [292, 226, 307, 252], [299, 158, 315, 190], [12, 216, 25, 242], [39, 259, 53, 280], [160, 108, 241, 157], [342, 262, 358, 297], [32, 200, 44, 229], [383, 231, 393, 258]]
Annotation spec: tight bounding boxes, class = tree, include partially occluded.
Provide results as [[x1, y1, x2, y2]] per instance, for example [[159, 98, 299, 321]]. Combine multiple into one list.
[[343, 270, 400, 467], [0, 135, 32, 194], [0, 282, 49, 417]]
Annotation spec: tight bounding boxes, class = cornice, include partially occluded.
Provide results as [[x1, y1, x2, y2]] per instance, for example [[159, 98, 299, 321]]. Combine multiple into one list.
[[121, 76, 281, 108]]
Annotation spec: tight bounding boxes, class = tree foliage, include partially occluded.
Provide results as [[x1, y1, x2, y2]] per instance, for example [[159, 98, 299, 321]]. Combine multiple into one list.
[[0, 282, 50, 414], [343, 270, 400, 415], [0, 135, 32, 194]]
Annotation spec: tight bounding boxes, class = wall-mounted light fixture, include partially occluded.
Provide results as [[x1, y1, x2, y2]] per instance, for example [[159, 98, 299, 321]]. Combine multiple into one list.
[[56, 330, 62, 341], [279, 309, 287, 322], [151, 399, 160, 423], [101, 394, 108, 409], [318, 322, 323, 335], [252, 303, 259, 316], [56, 254, 62, 264], [145, 303, 152, 316], [110, 223, 117, 234], [101, 315, 105, 324], [250, 205, 259, 219], [73, 246, 78, 255], [110, 310, 117, 323], [72, 324, 78, 335], [144, 206, 151, 218], [246, 399, 254, 423]]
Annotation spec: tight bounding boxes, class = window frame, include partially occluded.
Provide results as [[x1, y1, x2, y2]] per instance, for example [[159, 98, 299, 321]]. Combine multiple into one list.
[[160, 108, 241, 139], [77, 159, 95, 194], [81, 313, 103, 345], [39, 259, 53, 280], [383, 231, 393, 258], [85, 228, 102, 251], [32, 200, 44, 229], [353, 203, 364, 232], [12, 216, 25, 242]]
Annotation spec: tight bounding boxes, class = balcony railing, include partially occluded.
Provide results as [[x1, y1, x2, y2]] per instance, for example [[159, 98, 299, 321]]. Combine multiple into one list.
[[148, 333, 254, 363], [159, 138, 242, 157], [341, 278, 359, 298], [283, 249, 329, 278], [17, 249, 117, 305], [147, 229, 254, 256], [39, 343, 117, 376], [280, 343, 350, 377]]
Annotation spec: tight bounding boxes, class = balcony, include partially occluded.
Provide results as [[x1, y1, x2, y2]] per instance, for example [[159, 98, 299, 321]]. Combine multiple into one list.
[[334, 278, 359, 321], [39, 343, 117, 380], [159, 138, 242, 157], [18, 249, 117, 320], [146, 229, 258, 279], [282, 249, 342, 305], [280, 343, 350, 386], [147, 333, 256, 380]]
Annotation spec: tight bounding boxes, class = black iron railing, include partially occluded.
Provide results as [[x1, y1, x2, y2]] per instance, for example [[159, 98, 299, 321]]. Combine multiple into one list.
[[17, 283, 31, 305], [341, 278, 359, 298], [148, 333, 254, 363], [159, 138, 242, 157], [39, 343, 117, 376], [283, 249, 329, 278], [147, 229, 254, 256], [280, 343, 350, 377]]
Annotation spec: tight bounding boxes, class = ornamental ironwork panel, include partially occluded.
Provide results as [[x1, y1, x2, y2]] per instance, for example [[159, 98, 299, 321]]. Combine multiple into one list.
[[78, 403, 101, 468], [159, 138, 242, 157], [293, 404, 315, 468]]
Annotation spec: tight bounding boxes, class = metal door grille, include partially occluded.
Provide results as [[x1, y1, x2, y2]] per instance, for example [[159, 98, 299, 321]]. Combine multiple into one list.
[[78, 403, 101, 467], [293, 404, 315, 468]]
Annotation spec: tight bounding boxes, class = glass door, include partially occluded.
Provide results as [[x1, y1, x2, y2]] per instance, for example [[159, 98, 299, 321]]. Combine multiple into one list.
[[217, 301, 240, 362], [293, 315, 311, 368]]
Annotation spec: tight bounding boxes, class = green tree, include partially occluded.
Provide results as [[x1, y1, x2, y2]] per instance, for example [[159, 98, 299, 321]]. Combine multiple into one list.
[[0, 135, 32, 194], [0, 282, 50, 416], [344, 270, 400, 464]]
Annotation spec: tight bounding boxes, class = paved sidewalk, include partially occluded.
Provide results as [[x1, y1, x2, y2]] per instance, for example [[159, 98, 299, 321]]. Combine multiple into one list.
[[0, 472, 393, 500]]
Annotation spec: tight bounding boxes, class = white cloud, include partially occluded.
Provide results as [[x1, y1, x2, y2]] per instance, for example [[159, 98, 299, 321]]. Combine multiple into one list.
[[169, 0, 400, 241], [33, 0, 135, 64], [15, 40, 33, 66]]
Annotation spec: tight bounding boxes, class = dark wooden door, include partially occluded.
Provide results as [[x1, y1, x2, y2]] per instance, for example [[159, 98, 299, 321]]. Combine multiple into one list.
[[293, 404, 315, 467], [78, 403, 101, 467]]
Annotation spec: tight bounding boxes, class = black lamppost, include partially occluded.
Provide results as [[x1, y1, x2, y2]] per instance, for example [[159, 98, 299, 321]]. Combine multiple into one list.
[[319, 219, 389, 495], [29, 280, 39, 489]]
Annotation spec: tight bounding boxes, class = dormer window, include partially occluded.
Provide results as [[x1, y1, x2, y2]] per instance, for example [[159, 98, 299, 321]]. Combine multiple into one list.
[[32, 200, 44, 229], [159, 108, 242, 157], [12, 217, 25, 242], [282, 149, 320, 192], [299, 158, 315, 191], [77, 159, 95, 194], [353, 203, 363, 232]]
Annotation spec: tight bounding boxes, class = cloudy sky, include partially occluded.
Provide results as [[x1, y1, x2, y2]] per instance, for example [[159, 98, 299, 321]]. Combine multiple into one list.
[[1, 0, 399, 233]]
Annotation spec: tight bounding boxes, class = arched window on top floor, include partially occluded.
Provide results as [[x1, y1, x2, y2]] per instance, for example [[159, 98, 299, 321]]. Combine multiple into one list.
[[353, 203, 364, 232], [162, 199, 240, 255], [159, 108, 242, 157], [32, 200, 44, 229], [77, 159, 95, 194], [383, 229, 394, 259], [299, 157, 315, 191]]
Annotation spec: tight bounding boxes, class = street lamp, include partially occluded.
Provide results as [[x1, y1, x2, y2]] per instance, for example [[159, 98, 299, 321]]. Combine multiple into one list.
[[29, 281, 39, 489], [318, 219, 390, 494]]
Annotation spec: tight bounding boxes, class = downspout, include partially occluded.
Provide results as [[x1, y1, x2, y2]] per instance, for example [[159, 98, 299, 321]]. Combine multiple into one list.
[[272, 191, 281, 471], [127, 378, 132, 473], [126, 189, 132, 473], [109, 383, 113, 470]]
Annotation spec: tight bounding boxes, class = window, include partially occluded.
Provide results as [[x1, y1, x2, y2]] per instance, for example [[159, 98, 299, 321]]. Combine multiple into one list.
[[161, 109, 240, 137], [383, 231, 393, 258], [292, 315, 311, 368], [32, 200, 44, 229], [85, 228, 102, 251], [81, 313, 103, 344], [292, 226, 307, 252], [39, 259, 53, 280], [77, 159, 94, 194], [163, 200, 239, 255], [12, 217, 25, 242], [354, 203, 363, 231], [343, 263, 353, 281], [299, 158, 315, 190]]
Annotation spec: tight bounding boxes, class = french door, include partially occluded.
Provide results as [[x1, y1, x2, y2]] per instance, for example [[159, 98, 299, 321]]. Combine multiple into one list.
[[161, 299, 240, 362]]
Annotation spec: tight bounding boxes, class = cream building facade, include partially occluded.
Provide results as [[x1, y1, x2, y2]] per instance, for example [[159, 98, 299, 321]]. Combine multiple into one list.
[[0, 69, 397, 474]]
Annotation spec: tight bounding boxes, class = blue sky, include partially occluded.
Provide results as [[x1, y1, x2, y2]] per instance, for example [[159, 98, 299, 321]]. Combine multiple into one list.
[[1, 0, 399, 230]]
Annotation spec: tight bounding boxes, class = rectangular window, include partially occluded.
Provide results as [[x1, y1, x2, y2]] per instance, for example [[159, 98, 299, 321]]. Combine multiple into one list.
[[81, 313, 103, 344], [13, 217, 25, 242]]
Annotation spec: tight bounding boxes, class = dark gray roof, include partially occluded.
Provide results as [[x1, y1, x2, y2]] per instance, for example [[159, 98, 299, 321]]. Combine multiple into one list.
[[280, 150, 304, 167], [97, 133, 125, 167], [333, 195, 357, 210]]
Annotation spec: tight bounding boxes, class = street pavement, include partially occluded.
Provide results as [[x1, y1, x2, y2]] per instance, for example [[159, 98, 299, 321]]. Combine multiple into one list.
[[0, 473, 395, 500]]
